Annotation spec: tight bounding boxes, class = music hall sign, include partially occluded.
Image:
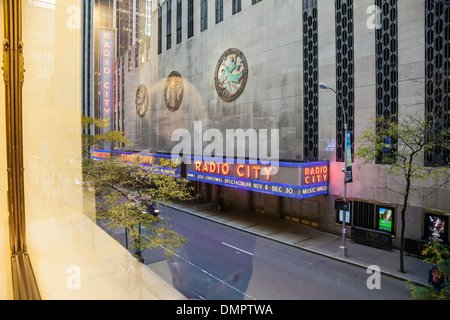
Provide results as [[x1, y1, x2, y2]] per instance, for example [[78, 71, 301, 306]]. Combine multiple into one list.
[[186, 159, 329, 200]]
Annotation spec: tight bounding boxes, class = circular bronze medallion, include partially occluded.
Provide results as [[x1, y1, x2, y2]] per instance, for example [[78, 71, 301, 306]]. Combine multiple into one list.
[[164, 71, 184, 112], [214, 48, 248, 102], [136, 84, 149, 117]]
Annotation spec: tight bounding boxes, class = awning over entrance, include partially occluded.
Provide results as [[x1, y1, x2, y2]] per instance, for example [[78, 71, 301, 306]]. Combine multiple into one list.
[[185, 157, 329, 200], [92, 151, 329, 200]]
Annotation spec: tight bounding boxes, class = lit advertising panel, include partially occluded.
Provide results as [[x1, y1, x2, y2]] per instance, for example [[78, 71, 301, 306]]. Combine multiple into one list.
[[99, 28, 115, 150], [186, 158, 329, 200], [378, 206, 394, 233], [424, 213, 449, 244]]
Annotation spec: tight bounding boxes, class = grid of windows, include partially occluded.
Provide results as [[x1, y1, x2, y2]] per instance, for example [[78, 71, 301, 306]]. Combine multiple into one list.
[[425, 0, 450, 167], [303, 0, 319, 162], [167, 0, 172, 49], [113, 56, 126, 142], [201, 0, 208, 31], [177, 0, 182, 44], [352, 201, 375, 230], [159, 0, 263, 42], [232, 0, 242, 15], [375, 0, 398, 164], [158, 5, 162, 54], [351, 201, 396, 235], [335, 0, 355, 163], [188, 0, 194, 38], [115, 0, 136, 56], [145, 0, 152, 36], [135, 43, 139, 68], [216, 0, 224, 24]]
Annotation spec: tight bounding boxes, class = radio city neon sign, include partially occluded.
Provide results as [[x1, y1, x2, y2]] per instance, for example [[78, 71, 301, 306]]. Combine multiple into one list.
[[92, 151, 110, 159], [121, 153, 154, 165], [120, 153, 179, 167], [303, 165, 328, 185], [195, 161, 274, 181], [102, 31, 112, 116]]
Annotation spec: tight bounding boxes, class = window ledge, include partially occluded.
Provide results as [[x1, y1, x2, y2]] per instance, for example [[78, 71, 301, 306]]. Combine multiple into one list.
[[0, 224, 12, 300], [26, 213, 185, 300]]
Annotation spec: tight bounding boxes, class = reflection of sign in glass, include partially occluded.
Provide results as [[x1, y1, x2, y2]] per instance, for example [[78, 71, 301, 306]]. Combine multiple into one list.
[[100, 28, 114, 150], [92, 150, 181, 177], [164, 71, 184, 112], [92, 151, 110, 159], [378, 207, 394, 233], [136, 84, 149, 117], [214, 48, 248, 102], [424, 213, 448, 243]]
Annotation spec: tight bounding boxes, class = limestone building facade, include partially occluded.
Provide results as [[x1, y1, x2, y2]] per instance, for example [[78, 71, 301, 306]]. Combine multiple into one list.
[[110, 0, 450, 250]]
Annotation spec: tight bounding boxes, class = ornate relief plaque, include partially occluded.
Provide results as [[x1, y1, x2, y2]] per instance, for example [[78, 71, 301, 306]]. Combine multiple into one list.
[[135, 84, 149, 117], [164, 71, 184, 112], [214, 48, 248, 102]]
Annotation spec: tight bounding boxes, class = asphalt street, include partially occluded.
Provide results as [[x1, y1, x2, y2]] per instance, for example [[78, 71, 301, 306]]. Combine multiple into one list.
[[136, 206, 413, 300]]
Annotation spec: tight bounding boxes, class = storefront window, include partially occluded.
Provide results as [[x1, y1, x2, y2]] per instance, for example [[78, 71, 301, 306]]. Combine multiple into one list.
[[351, 201, 396, 235]]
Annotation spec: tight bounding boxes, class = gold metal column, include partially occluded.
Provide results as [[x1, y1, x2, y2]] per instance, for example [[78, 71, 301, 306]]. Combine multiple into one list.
[[3, 0, 40, 300]]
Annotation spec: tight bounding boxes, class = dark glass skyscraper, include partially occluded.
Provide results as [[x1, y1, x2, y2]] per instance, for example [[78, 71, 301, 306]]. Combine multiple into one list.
[[82, 0, 152, 138]]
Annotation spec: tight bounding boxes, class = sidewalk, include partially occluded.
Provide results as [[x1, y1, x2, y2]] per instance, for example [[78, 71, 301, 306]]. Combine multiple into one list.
[[166, 200, 430, 287]]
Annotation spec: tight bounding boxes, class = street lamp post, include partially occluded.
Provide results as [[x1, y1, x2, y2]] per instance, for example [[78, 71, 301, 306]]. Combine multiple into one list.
[[319, 83, 349, 258]]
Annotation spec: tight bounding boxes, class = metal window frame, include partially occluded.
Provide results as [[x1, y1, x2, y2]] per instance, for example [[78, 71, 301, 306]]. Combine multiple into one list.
[[425, 0, 450, 167], [2, 0, 41, 300], [375, 0, 398, 165], [335, 0, 355, 163], [303, 0, 319, 162]]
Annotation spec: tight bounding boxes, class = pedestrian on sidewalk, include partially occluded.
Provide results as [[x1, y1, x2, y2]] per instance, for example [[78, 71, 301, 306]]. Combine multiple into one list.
[[428, 265, 445, 291]]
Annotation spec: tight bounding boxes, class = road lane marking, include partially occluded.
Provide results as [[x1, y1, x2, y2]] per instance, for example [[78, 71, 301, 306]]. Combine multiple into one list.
[[160, 246, 256, 300], [221, 242, 254, 256]]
